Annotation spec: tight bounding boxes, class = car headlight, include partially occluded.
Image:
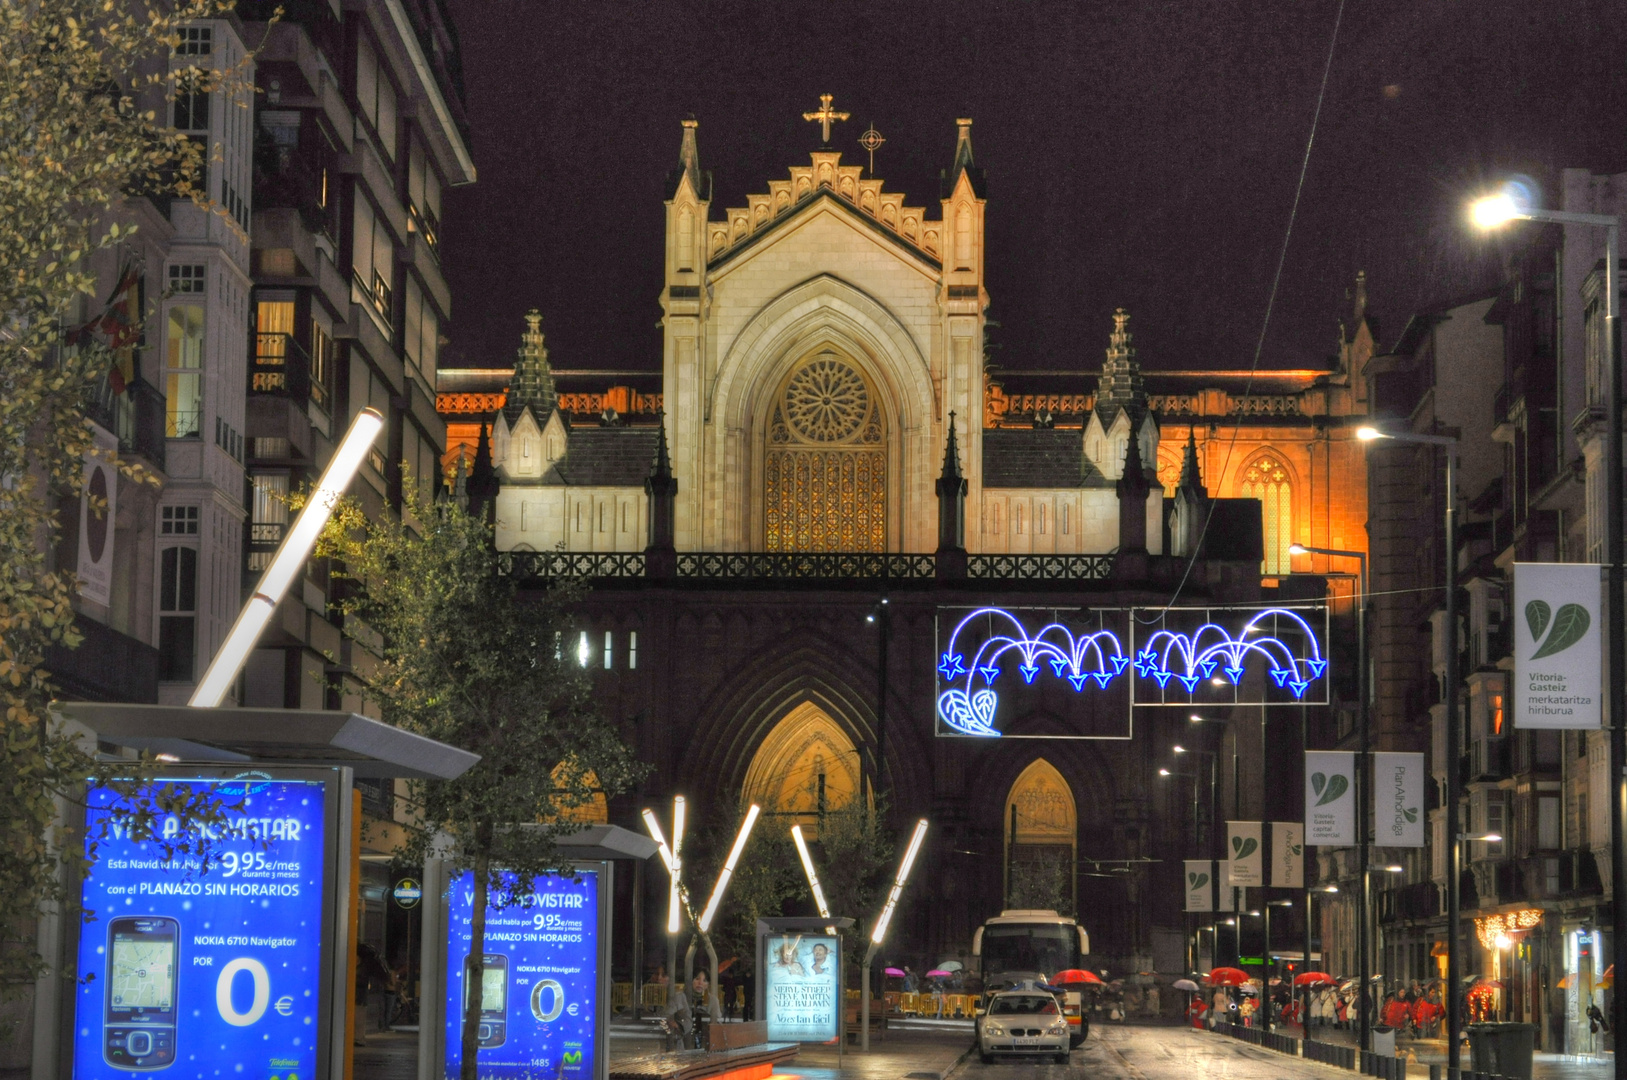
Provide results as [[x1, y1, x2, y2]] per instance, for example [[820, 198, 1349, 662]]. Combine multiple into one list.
[[983, 1023, 1005, 1036], [1049, 1021, 1068, 1035]]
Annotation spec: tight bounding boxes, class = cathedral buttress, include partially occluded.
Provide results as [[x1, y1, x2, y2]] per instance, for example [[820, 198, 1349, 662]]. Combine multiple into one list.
[[940, 119, 989, 550]]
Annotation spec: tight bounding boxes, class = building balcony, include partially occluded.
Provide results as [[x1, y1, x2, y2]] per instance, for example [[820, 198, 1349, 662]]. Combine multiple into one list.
[[87, 374, 167, 472], [252, 331, 320, 407]]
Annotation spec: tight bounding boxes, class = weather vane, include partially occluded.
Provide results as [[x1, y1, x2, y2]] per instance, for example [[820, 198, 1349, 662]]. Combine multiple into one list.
[[858, 122, 885, 174], [802, 93, 849, 145]]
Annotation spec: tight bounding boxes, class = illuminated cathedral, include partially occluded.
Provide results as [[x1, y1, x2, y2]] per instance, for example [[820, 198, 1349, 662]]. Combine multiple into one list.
[[437, 104, 1372, 974]]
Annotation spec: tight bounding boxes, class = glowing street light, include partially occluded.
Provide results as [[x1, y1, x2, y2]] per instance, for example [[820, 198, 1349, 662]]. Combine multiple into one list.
[[861, 818, 929, 1052], [790, 825, 833, 920], [698, 804, 760, 932], [642, 796, 688, 986], [189, 408, 384, 707]]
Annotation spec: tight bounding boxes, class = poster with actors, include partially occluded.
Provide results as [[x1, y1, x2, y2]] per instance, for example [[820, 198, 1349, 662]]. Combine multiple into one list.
[[761, 933, 841, 1043]]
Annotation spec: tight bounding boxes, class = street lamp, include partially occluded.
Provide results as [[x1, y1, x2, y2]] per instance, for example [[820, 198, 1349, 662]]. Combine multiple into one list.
[[862, 819, 928, 1051], [1288, 539, 1371, 1051], [1358, 422, 1461, 1064], [1472, 187, 1623, 1075], [642, 797, 687, 984], [190, 407, 384, 706]]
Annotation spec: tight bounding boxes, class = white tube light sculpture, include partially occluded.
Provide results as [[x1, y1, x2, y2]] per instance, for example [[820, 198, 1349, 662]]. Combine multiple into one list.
[[190, 408, 384, 707], [698, 804, 760, 932], [870, 818, 929, 946], [790, 825, 832, 920]]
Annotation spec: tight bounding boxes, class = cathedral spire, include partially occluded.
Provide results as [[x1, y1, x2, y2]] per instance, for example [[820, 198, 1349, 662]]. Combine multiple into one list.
[[941, 117, 987, 198], [467, 420, 498, 524], [1094, 307, 1146, 424], [678, 116, 701, 193], [1178, 429, 1203, 492], [503, 309, 558, 426], [935, 412, 968, 573]]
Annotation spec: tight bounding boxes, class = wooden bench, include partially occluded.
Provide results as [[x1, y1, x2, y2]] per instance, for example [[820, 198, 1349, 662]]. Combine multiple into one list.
[[843, 1006, 887, 1043], [611, 1023, 797, 1080]]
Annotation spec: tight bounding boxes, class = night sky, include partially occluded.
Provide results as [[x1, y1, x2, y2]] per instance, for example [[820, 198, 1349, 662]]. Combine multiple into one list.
[[438, 0, 1627, 376]]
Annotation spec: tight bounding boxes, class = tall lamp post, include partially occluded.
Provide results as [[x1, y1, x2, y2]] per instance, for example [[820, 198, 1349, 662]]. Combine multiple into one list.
[[1471, 190, 1622, 1078], [1357, 425, 1459, 1066], [1289, 541, 1370, 1051]]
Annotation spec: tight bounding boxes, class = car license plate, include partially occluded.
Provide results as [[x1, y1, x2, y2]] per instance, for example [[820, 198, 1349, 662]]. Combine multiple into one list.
[[1014, 1037, 1042, 1047]]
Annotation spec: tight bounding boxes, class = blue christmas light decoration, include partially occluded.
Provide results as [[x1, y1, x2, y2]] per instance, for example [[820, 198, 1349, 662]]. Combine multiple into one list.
[[935, 606, 1328, 736]]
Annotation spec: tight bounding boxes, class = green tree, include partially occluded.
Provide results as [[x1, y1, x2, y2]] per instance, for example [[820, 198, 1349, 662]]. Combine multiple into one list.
[[0, 0, 243, 997], [813, 803, 894, 972], [318, 488, 645, 1080]]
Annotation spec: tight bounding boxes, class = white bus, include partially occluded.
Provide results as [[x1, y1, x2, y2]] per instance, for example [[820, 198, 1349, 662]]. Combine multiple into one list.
[[972, 910, 1092, 1045]]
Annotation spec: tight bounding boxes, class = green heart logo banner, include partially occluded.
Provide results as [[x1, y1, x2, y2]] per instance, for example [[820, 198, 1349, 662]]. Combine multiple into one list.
[[1271, 822, 1304, 888], [1226, 822, 1263, 886], [1184, 860, 1214, 912], [1304, 750, 1355, 844], [1514, 563, 1603, 730], [1374, 751, 1425, 847]]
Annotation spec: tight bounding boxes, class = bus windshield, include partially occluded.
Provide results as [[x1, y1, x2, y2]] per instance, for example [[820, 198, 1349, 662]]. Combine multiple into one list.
[[981, 924, 1077, 978]]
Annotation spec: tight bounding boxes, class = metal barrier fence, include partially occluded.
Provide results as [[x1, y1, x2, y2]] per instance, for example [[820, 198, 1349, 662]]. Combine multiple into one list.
[[1216, 1022, 1300, 1057], [1304, 1039, 1357, 1069]]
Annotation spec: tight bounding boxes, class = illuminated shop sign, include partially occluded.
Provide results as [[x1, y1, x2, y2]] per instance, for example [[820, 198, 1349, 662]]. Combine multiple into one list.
[[71, 773, 337, 1080], [935, 606, 1329, 737], [443, 868, 602, 1080]]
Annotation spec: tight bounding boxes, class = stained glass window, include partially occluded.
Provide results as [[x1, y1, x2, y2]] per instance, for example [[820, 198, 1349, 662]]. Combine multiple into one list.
[[764, 353, 885, 551]]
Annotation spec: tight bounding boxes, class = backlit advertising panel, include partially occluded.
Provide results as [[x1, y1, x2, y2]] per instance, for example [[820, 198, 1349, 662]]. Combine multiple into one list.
[[70, 771, 338, 1080], [444, 868, 602, 1080], [760, 932, 841, 1043]]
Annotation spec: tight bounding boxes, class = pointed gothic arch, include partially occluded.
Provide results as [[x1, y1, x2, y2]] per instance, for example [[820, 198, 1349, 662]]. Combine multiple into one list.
[[1237, 451, 1295, 575], [741, 701, 865, 834], [1003, 759, 1077, 912]]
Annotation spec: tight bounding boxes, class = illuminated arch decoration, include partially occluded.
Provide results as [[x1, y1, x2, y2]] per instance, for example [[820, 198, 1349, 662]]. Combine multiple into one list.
[[935, 605, 1328, 737]]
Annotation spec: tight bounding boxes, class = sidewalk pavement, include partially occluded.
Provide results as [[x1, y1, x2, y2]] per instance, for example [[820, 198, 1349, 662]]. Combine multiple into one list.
[[1271, 1023, 1613, 1079], [356, 1017, 977, 1080]]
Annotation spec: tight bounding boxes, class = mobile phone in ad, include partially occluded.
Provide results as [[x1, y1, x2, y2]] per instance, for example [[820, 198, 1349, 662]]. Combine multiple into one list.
[[464, 953, 508, 1049], [103, 916, 179, 1070]]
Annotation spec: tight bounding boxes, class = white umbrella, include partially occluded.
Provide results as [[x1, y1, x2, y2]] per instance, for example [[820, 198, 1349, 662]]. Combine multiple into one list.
[[938, 960, 964, 972], [1173, 979, 1201, 992]]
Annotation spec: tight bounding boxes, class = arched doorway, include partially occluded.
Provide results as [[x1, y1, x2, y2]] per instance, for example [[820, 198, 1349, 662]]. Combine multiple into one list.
[[1004, 760, 1077, 913], [763, 350, 887, 552], [741, 702, 863, 835]]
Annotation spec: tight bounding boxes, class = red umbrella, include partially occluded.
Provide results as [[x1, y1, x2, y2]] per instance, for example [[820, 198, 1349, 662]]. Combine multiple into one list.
[[1294, 972, 1337, 987], [1207, 967, 1249, 986], [1050, 969, 1105, 987]]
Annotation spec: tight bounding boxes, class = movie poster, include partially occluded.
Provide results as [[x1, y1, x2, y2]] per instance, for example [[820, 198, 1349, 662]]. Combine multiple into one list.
[[761, 933, 840, 1043]]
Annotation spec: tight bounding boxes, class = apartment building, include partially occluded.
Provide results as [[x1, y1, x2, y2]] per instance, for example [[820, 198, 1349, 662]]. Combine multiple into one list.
[[1357, 169, 1626, 1054], [51, 19, 256, 709]]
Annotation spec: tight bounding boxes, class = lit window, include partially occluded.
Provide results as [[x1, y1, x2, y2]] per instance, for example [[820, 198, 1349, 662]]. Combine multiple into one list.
[[1241, 455, 1293, 576], [1492, 693, 1504, 736], [629, 631, 638, 670], [165, 305, 204, 437], [577, 631, 590, 668], [603, 631, 613, 669]]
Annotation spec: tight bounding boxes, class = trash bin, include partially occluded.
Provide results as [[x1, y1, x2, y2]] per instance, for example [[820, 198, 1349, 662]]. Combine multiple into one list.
[[1371, 1025, 1396, 1057], [1466, 1022, 1535, 1080]]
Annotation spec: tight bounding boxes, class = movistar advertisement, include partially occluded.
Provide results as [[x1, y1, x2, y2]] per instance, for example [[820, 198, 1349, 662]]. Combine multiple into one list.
[[71, 773, 335, 1079], [444, 868, 600, 1080]]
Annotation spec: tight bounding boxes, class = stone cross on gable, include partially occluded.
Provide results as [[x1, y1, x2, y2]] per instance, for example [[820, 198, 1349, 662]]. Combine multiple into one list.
[[802, 93, 850, 144]]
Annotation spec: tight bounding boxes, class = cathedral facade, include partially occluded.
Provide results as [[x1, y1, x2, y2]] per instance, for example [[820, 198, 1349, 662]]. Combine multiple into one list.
[[438, 109, 1371, 978]]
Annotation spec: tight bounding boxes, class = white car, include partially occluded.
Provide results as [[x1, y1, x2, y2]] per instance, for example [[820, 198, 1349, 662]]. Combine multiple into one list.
[[977, 989, 1071, 1064]]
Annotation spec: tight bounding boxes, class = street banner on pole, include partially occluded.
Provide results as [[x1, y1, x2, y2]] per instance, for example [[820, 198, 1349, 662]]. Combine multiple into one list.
[[1216, 869, 1235, 911], [1226, 822, 1263, 886], [1184, 860, 1214, 912], [1305, 750, 1356, 845], [1513, 562, 1603, 729], [1374, 752, 1425, 847], [1271, 822, 1304, 888]]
